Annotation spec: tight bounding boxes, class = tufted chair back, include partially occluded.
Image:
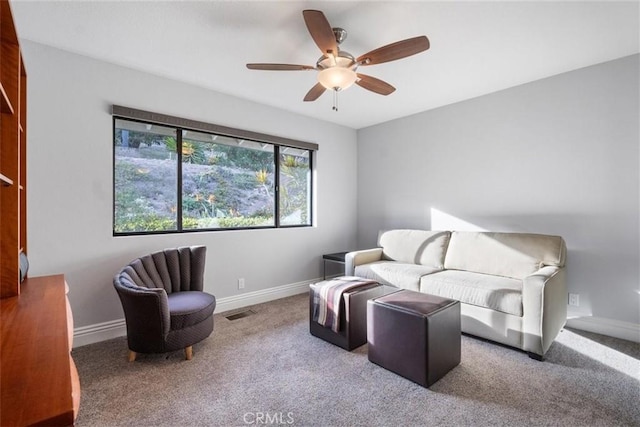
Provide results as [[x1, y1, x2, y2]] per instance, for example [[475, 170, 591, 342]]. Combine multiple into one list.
[[117, 246, 206, 294]]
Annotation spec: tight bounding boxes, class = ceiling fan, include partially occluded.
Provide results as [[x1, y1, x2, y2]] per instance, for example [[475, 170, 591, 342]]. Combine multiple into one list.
[[246, 10, 430, 111]]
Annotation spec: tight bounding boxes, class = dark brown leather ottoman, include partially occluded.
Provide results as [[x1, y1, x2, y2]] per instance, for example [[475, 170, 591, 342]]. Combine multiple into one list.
[[309, 281, 393, 351], [367, 289, 461, 387]]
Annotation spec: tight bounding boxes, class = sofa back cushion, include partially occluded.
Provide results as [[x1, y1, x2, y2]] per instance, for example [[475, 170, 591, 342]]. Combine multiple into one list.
[[444, 232, 566, 279], [378, 229, 451, 268]]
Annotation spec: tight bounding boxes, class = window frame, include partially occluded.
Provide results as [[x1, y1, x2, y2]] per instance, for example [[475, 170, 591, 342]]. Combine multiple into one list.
[[112, 106, 316, 236]]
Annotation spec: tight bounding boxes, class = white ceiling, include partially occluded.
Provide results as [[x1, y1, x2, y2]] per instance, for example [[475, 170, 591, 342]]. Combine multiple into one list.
[[10, 1, 640, 130]]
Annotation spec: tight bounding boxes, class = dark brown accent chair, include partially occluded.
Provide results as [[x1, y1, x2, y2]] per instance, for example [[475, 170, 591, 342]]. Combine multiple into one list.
[[113, 246, 216, 361]]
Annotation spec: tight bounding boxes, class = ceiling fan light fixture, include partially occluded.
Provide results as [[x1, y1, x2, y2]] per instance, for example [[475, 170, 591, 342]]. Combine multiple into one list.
[[317, 67, 357, 91]]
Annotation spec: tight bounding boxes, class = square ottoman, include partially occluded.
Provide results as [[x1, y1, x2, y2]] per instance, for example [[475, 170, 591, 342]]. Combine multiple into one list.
[[310, 279, 393, 351], [367, 289, 461, 387]]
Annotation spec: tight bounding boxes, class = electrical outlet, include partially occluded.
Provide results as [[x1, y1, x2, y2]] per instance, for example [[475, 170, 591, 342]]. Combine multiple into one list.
[[238, 278, 245, 290], [568, 293, 579, 307]]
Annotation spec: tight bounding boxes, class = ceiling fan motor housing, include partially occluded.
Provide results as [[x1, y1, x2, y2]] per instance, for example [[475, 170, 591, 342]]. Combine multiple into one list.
[[316, 51, 356, 70]]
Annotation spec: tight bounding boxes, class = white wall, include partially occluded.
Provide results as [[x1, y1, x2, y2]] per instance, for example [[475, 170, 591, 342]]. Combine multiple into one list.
[[22, 41, 358, 332], [22, 39, 639, 342], [357, 55, 639, 336]]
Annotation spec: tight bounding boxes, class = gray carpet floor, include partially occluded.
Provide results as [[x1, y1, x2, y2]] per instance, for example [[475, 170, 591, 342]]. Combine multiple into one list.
[[73, 293, 640, 427]]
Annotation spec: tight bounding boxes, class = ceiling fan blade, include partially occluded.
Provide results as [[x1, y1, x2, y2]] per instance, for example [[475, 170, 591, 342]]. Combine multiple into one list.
[[356, 73, 396, 96], [302, 10, 338, 55], [246, 63, 315, 71], [303, 83, 326, 102], [357, 36, 430, 66]]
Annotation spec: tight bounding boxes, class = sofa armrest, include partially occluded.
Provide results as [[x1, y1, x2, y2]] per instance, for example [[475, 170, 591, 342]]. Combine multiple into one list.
[[522, 266, 567, 356], [344, 248, 383, 276]]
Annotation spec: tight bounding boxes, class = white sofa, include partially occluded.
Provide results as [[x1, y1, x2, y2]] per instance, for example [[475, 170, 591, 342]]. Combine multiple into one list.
[[346, 230, 567, 359]]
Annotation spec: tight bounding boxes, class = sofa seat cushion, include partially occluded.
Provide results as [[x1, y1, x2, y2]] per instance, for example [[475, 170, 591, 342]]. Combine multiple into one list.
[[420, 270, 523, 316], [167, 291, 216, 330], [355, 261, 441, 292]]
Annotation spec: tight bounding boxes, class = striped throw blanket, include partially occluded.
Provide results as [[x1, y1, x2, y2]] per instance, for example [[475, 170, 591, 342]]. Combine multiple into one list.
[[312, 276, 378, 333]]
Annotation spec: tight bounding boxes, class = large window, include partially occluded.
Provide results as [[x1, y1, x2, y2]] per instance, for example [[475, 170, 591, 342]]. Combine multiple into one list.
[[113, 107, 315, 235]]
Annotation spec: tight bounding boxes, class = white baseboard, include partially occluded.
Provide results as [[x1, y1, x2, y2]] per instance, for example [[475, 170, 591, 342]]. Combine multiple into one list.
[[214, 278, 315, 314], [73, 318, 127, 348], [566, 316, 640, 343], [74, 283, 640, 348], [72, 278, 317, 348]]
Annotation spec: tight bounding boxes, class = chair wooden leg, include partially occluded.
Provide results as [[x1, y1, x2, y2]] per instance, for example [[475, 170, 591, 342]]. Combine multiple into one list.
[[128, 350, 137, 362], [185, 346, 193, 360]]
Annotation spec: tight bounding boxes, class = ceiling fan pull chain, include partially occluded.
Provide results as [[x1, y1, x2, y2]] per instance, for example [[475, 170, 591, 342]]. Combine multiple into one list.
[[333, 89, 338, 111]]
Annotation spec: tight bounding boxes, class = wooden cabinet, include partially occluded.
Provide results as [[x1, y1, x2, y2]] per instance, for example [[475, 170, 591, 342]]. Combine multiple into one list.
[[0, 3, 79, 425], [1, 0, 28, 297], [1, 275, 80, 426]]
